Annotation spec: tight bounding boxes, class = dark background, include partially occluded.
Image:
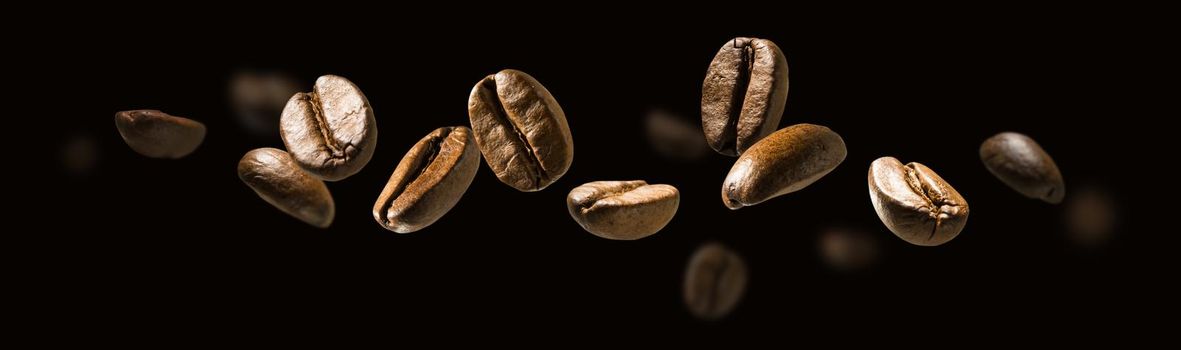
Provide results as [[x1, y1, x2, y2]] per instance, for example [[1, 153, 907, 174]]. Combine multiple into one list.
[[29, 9, 1171, 341]]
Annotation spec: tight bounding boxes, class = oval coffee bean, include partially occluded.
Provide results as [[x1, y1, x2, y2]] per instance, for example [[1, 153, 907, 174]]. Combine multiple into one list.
[[566, 180, 679, 240], [280, 74, 377, 181], [702, 37, 789, 156], [114, 110, 206, 159], [980, 132, 1065, 204], [683, 242, 747, 321], [868, 157, 969, 246], [238, 148, 335, 228], [230, 70, 300, 137], [373, 126, 480, 233], [722, 123, 846, 209], [468, 69, 574, 192], [646, 108, 710, 162]]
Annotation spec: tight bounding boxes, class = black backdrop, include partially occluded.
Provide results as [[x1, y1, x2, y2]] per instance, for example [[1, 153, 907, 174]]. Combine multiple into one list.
[[35, 9, 1169, 341]]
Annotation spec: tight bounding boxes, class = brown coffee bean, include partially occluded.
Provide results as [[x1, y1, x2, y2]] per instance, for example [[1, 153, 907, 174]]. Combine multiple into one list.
[[114, 110, 206, 159], [468, 69, 574, 192], [646, 108, 710, 162], [566, 180, 679, 240], [868, 157, 969, 246], [373, 126, 481, 233], [722, 123, 846, 209], [229, 70, 300, 137], [683, 242, 747, 321], [238, 148, 334, 228], [819, 227, 880, 272], [980, 132, 1065, 204], [1064, 186, 1117, 247], [702, 37, 789, 156], [280, 74, 377, 181]]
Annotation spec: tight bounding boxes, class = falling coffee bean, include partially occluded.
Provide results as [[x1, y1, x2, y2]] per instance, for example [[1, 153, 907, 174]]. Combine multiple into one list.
[[238, 148, 335, 228], [229, 70, 301, 137], [114, 110, 206, 159], [468, 69, 574, 192], [868, 157, 969, 246], [566, 180, 679, 240], [646, 108, 710, 162], [373, 126, 481, 233], [980, 131, 1065, 204], [722, 123, 846, 209], [702, 37, 789, 156], [280, 74, 377, 181], [818, 227, 880, 272], [683, 242, 747, 321], [1064, 185, 1117, 247]]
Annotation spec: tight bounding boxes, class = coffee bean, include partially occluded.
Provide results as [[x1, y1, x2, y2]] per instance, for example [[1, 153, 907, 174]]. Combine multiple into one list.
[[980, 132, 1065, 204], [238, 148, 335, 228], [1064, 186, 1117, 247], [566, 180, 679, 240], [468, 69, 574, 192], [702, 37, 789, 156], [868, 157, 969, 246], [819, 227, 880, 272], [683, 242, 747, 321], [722, 123, 846, 209], [646, 108, 709, 162], [373, 126, 481, 233], [280, 75, 377, 181], [114, 110, 205, 159], [229, 70, 300, 137]]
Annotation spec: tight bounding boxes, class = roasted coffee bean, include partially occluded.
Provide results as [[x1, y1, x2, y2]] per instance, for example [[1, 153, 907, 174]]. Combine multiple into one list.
[[468, 69, 574, 192], [238, 148, 335, 228], [229, 70, 300, 137], [61, 133, 99, 176], [114, 110, 205, 159], [1064, 186, 1117, 247], [280, 75, 377, 181], [373, 126, 480, 233], [980, 132, 1065, 204], [566, 180, 679, 240], [646, 108, 710, 162], [702, 37, 789, 156], [683, 242, 747, 321], [819, 227, 880, 272], [868, 157, 969, 246], [722, 123, 846, 209]]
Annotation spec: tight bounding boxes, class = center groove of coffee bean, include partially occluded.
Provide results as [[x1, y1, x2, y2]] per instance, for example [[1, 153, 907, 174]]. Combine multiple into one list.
[[903, 163, 953, 240], [303, 92, 347, 161], [720, 44, 755, 154], [705, 254, 731, 314], [578, 182, 645, 212], [376, 128, 451, 225]]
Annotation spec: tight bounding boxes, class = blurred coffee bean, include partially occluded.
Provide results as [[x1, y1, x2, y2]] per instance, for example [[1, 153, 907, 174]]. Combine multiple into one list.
[[819, 227, 880, 272], [646, 108, 709, 162], [1064, 186, 1117, 247], [61, 133, 99, 177], [229, 70, 301, 137], [683, 242, 747, 321]]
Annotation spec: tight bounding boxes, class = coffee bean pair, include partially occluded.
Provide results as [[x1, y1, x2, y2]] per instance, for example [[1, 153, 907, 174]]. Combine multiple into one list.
[[865, 132, 1062, 246], [240, 75, 377, 227], [372, 69, 577, 232]]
